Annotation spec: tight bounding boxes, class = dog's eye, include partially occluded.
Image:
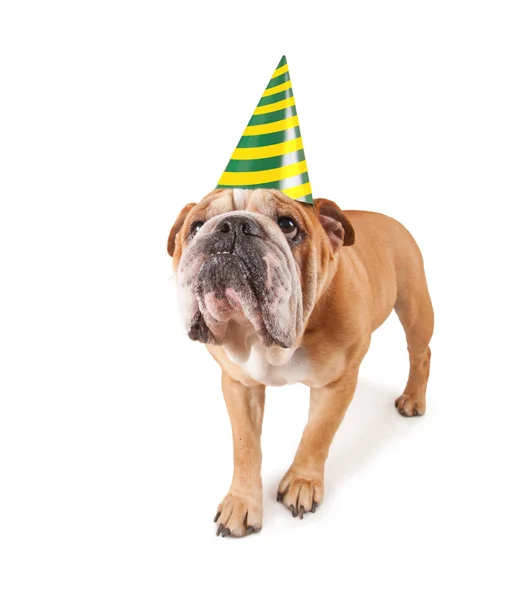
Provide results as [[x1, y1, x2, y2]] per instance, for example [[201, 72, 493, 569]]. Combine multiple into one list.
[[277, 216, 298, 239], [191, 221, 204, 236]]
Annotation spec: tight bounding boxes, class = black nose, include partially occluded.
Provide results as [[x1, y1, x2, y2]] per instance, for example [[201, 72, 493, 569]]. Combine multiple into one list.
[[216, 215, 262, 237]]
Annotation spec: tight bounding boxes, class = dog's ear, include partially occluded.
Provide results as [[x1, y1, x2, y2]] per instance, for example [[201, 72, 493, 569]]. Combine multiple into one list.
[[314, 198, 355, 249], [167, 203, 197, 257]]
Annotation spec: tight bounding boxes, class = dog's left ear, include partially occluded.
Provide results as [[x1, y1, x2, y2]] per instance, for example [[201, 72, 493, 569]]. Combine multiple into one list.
[[314, 198, 355, 248], [167, 203, 196, 257]]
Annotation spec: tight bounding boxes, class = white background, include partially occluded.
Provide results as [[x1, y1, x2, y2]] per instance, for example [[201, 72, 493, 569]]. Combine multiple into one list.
[[1, 1, 513, 598]]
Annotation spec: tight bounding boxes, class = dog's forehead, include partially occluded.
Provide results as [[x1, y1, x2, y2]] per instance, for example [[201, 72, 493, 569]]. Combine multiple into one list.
[[199, 188, 302, 220]]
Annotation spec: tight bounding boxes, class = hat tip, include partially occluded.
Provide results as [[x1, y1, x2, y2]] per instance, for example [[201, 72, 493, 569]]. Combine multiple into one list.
[[277, 55, 287, 68]]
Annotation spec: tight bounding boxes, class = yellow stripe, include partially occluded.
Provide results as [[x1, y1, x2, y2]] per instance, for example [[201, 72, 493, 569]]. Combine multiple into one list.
[[271, 63, 289, 79], [243, 115, 299, 136], [262, 80, 292, 97], [218, 160, 308, 186], [231, 137, 303, 160], [282, 181, 312, 200], [253, 95, 296, 115]]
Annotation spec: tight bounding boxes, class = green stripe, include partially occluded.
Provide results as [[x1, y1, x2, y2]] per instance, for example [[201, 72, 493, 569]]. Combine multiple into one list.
[[217, 171, 310, 191], [248, 105, 297, 126], [257, 87, 293, 107], [266, 71, 290, 90], [237, 126, 301, 148], [224, 149, 306, 172], [276, 55, 287, 69], [295, 194, 314, 205]]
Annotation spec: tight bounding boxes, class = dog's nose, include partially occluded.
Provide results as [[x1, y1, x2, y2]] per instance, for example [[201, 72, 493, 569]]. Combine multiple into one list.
[[216, 215, 262, 237]]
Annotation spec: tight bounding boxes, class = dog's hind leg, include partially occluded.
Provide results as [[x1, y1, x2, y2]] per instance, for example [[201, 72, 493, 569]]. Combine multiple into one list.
[[394, 262, 434, 417]]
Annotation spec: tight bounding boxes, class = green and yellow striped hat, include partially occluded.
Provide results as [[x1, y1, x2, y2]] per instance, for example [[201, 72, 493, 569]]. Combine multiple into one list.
[[216, 56, 313, 205]]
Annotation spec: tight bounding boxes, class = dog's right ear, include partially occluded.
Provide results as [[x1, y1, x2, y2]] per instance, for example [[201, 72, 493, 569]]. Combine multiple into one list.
[[167, 203, 197, 257]]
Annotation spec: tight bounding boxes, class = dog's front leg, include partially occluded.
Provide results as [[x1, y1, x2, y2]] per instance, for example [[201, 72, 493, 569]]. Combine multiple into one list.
[[214, 371, 265, 537], [277, 366, 360, 518]]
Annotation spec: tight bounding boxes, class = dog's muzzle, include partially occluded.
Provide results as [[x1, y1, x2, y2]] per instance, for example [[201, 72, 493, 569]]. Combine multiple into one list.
[[177, 211, 302, 349]]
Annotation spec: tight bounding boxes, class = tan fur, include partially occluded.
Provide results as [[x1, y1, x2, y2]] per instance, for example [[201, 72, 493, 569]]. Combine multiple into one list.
[[168, 189, 434, 536]]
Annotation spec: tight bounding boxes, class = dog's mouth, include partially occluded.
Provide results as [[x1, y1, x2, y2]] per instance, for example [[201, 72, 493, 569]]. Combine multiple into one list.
[[188, 251, 286, 348], [177, 219, 303, 352]]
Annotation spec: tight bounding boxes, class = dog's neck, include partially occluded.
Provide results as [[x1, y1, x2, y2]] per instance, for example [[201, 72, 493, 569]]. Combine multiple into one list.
[[223, 318, 298, 368]]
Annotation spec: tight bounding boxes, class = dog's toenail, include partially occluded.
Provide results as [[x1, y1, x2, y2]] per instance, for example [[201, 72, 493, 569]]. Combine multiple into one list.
[[214, 511, 221, 523], [222, 528, 231, 537], [312, 501, 318, 513], [216, 524, 224, 536]]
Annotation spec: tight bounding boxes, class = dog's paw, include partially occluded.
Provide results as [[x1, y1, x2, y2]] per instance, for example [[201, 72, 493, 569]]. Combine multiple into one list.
[[214, 491, 262, 538], [395, 393, 426, 417], [276, 470, 324, 518]]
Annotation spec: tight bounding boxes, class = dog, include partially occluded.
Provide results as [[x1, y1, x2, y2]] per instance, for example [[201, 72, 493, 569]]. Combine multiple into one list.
[[168, 187, 434, 537]]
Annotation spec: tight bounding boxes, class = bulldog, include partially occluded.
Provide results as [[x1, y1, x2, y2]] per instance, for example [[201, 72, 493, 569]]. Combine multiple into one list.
[[167, 187, 434, 537]]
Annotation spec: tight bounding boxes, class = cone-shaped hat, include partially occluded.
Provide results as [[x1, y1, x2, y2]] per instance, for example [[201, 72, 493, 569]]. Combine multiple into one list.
[[216, 56, 313, 205]]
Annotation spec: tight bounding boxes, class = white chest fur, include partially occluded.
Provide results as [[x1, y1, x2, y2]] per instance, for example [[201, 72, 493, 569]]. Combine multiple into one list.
[[228, 341, 308, 387]]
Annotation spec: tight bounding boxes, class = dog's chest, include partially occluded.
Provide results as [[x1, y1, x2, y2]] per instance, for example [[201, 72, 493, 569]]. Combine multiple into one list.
[[237, 343, 308, 386]]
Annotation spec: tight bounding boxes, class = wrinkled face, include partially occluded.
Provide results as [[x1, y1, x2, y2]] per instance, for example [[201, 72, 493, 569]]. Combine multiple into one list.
[[168, 188, 353, 361]]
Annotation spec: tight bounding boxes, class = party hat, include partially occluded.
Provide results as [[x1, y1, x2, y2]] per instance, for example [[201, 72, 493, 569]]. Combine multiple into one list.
[[216, 56, 313, 204]]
